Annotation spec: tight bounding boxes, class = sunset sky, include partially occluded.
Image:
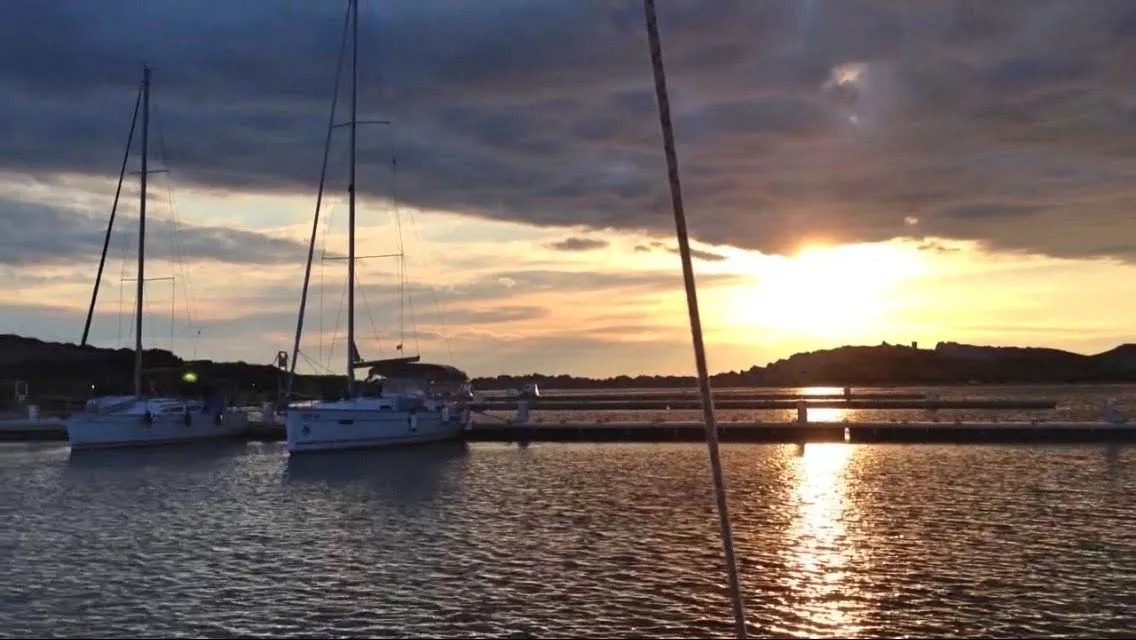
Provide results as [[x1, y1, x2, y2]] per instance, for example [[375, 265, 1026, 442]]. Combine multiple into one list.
[[3, 1, 1136, 377]]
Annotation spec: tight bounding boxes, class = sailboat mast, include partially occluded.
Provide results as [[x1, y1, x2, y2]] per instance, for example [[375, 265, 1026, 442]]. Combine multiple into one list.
[[134, 65, 151, 399], [345, 0, 359, 397]]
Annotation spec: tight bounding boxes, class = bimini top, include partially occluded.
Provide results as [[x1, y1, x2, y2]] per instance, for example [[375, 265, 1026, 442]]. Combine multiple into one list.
[[357, 356, 470, 384]]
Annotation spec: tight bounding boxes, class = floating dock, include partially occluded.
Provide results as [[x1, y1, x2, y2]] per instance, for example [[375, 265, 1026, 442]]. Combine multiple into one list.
[[4, 419, 1135, 445], [482, 391, 929, 402], [476, 398, 1059, 411], [465, 421, 1136, 444], [0, 419, 66, 441]]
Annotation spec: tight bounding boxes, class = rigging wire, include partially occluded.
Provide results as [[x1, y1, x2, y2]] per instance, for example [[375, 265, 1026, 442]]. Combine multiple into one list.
[[317, 200, 339, 365], [388, 157, 421, 355], [117, 206, 133, 348], [355, 271, 387, 358], [324, 272, 350, 375], [286, 0, 351, 395], [641, 1, 749, 637], [395, 176, 454, 360], [83, 84, 140, 348], [371, 2, 447, 360], [152, 101, 202, 348]]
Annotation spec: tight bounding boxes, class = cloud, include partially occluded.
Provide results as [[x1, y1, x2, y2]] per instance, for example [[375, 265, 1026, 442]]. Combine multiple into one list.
[[0, 195, 310, 266], [667, 247, 728, 262], [441, 268, 741, 300], [0, 261, 733, 376], [545, 236, 609, 252], [2, 0, 1136, 263], [440, 306, 548, 324]]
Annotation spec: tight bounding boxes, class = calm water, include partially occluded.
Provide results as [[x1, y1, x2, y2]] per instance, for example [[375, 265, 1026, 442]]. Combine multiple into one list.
[[2, 386, 1136, 638]]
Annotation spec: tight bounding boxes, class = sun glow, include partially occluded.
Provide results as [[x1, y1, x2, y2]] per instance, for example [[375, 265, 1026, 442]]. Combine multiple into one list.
[[721, 242, 928, 340]]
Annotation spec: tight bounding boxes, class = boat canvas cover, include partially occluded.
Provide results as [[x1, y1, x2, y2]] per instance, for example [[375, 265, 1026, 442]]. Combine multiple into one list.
[[366, 361, 470, 383]]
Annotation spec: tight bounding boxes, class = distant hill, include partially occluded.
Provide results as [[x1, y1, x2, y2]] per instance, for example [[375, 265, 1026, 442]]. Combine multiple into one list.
[[0, 334, 341, 409], [470, 340, 1136, 389], [2, 334, 1136, 407]]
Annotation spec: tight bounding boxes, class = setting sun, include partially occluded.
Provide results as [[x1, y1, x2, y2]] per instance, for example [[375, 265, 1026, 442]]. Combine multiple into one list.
[[721, 242, 928, 341]]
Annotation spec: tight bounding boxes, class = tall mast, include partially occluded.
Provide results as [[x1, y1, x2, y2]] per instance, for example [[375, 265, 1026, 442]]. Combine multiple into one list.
[[345, 0, 359, 396], [134, 65, 151, 399]]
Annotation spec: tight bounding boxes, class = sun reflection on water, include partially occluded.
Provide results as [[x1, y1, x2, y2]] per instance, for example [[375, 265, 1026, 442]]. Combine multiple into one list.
[[782, 442, 861, 638]]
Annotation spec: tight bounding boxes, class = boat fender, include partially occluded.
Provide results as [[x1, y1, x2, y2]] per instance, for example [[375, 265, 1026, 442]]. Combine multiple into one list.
[[183, 411, 192, 426], [142, 411, 153, 426], [214, 412, 224, 426]]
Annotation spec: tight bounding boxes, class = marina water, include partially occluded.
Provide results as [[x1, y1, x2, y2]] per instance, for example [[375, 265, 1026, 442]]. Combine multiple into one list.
[[2, 385, 1134, 638]]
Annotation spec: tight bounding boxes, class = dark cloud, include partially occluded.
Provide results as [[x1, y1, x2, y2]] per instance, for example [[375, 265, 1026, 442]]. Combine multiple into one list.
[[1, 0, 1135, 262], [545, 237, 610, 252], [633, 241, 727, 262], [0, 196, 309, 266], [916, 241, 960, 255], [667, 247, 728, 262]]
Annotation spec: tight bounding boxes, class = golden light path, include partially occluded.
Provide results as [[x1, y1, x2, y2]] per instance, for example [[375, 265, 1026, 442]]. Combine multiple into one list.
[[783, 441, 861, 638]]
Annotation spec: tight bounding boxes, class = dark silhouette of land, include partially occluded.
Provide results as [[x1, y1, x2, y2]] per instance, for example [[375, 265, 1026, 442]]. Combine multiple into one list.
[[3, 334, 1136, 410]]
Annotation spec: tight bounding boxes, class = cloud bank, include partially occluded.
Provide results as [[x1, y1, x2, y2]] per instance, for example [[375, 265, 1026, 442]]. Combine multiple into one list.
[[0, 0, 1134, 264]]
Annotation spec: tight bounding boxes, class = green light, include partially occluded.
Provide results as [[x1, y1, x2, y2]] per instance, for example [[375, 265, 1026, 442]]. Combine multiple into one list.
[[181, 371, 199, 383]]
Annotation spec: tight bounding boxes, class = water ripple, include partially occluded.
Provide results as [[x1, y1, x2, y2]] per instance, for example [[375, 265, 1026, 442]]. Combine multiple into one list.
[[1, 435, 1134, 638]]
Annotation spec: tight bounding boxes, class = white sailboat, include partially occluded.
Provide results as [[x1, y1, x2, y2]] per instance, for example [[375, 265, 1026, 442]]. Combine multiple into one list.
[[282, 0, 475, 454], [65, 66, 249, 450]]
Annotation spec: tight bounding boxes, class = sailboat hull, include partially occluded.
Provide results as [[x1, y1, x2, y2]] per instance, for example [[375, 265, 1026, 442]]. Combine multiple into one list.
[[284, 406, 467, 453], [65, 398, 249, 450]]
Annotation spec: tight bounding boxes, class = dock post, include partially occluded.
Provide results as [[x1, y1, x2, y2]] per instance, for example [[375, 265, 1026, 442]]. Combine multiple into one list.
[[796, 400, 808, 424], [843, 386, 851, 399], [262, 401, 275, 425], [515, 400, 530, 424], [27, 404, 38, 420], [1103, 399, 1128, 424]]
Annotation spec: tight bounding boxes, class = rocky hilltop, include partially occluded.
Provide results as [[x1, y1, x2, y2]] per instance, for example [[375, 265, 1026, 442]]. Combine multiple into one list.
[[475, 341, 1136, 389]]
